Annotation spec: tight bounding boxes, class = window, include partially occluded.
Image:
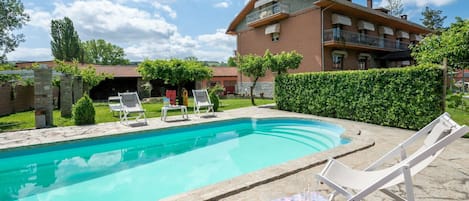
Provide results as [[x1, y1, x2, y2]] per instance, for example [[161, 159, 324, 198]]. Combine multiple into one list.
[[395, 39, 401, 49], [333, 25, 342, 41], [359, 56, 368, 70], [379, 35, 385, 48], [359, 30, 366, 44], [271, 32, 280, 41], [333, 54, 344, 70]]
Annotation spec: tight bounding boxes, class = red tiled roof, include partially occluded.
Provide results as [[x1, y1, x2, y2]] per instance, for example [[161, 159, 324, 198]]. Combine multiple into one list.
[[14, 61, 238, 78], [211, 67, 238, 77], [84, 65, 140, 78]]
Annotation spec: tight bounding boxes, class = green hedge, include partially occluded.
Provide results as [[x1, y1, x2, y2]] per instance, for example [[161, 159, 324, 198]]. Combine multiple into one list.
[[275, 66, 444, 130]]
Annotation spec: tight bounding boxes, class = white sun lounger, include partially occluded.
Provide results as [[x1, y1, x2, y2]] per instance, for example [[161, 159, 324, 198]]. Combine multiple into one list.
[[118, 92, 147, 125], [316, 112, 469, 201], [192, 89, 214, 117]]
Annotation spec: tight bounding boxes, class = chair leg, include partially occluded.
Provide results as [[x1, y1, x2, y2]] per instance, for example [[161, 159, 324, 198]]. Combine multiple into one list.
[[403, 165, 415, 201], [380, 189, 407, 201]]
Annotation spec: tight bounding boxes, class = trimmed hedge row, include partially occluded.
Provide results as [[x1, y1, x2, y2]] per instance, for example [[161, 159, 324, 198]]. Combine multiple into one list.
[[275, 66, 444, 130]]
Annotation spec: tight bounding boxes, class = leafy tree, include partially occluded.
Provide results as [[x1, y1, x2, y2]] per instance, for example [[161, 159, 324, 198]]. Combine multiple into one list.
[[82, 39, 130, 65], [420, 6, 447, 34], [137, 59, 213, 103], [237, 54, 267, 105], [227, 57, 237, 67], [0, 0, 29, 63], [51, 17, 83, 62], [411, 17, 469, 69], [54, 60, 112, 94], [264, 50, 303, 75], [384, 0, 404, 17]]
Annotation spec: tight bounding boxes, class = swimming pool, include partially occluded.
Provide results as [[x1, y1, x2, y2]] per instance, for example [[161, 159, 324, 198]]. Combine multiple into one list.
[[0, 118, 348, 201]]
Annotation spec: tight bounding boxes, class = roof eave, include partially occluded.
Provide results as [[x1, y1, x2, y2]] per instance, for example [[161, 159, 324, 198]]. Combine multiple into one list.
[[315, 0, 432, 34], [226, 0, 256, 34]]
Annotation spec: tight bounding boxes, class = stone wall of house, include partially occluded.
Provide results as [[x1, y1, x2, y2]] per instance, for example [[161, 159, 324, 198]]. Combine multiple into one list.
[[238, 81, 274, 98]]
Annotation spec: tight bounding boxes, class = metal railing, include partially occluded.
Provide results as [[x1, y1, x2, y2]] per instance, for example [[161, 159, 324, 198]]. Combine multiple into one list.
[[324, 29, 410, 50], [246, 3, 289, 24]]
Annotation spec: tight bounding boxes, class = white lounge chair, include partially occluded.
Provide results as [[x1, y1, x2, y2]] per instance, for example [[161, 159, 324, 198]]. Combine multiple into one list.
[[108, 96, 122, 116], [192, 89, 214, 117], [118, 92, 147, 125], [316, 112, 469, 201]]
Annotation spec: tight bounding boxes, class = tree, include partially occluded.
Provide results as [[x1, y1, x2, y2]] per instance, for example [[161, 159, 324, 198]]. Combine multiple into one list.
[[227, 57, 237, 67], [54, 60, 112, 94], [82, 39, 130, 65], [420, 6, 447, 34], [384, 0, 404, 17], [0, 0, 29, 63], [137, 59, 213, 103], [411, 17, 469, 69], [237, 54, 267, 105], [50, 17, 82, 62], [264, 50, 303, 75]]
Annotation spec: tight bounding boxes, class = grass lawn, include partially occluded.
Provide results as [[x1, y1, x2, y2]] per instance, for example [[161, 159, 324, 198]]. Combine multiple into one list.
[[0, 98, 274, 133], [446, 97, 469, 137]]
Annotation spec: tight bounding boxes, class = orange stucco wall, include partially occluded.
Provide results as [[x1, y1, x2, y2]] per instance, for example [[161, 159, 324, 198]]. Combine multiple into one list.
[[237, 8, 322, 82]]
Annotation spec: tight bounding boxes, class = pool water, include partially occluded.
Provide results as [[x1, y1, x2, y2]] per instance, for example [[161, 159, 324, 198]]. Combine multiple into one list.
[[0, 118, 348, 201]]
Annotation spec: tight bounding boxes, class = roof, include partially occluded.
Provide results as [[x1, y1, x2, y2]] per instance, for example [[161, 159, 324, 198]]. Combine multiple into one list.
[[226, 0, 256, 35], [227, 0, 431, 34], [13, 61, 237, 78], [314, 0, 431, 34], [89, 65, 140, 78], [211, 67, 238, 77]]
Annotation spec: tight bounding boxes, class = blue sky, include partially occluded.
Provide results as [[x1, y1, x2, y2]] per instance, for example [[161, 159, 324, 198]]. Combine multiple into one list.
[[7, 0, 468, 62]]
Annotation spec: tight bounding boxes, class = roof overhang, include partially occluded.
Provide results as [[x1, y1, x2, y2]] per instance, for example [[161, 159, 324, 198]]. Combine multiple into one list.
[[226, 0, 256, 35], [314, 0, 432, 34]]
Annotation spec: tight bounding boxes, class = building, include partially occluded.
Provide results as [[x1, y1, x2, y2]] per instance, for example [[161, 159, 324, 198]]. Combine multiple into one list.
[[227, 0, 431, 97], [13, 61, 237, 100], [198, 67, 238, 95]]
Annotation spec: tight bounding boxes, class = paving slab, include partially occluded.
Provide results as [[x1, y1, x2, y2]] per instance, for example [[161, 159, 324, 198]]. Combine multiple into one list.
[[0, 105, 467, 201]]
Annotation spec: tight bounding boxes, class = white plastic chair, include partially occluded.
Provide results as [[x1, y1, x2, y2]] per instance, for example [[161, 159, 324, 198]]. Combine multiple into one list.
[[192, 89, 214, 117], [316, 112, 469, 201], [118, 92, 147, 125]]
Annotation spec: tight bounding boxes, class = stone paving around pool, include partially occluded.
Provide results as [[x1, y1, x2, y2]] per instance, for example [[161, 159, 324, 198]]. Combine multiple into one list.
[[1, 105, 468, 201]]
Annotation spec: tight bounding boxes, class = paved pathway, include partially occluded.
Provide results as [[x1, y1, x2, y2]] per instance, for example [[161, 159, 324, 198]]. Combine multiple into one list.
[[1, 106, 468, 201]]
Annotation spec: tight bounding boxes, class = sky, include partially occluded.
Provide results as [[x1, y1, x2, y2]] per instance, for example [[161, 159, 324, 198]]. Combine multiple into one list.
[[6, 0, 469, 63]]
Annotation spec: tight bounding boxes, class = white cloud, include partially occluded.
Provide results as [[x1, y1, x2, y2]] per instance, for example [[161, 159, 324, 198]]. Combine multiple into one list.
[[6, 47, 52, 61], [377, 0, 456, 8], [25, 9, 52, 28], [125, 29, 236, 62], [152, 2, 177, 19], [214, 1, 230, 8], [10, 0, 235, 62]]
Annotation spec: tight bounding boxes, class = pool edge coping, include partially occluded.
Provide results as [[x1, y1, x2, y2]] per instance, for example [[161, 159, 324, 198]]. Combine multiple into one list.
[[160, 121, 375, 201]]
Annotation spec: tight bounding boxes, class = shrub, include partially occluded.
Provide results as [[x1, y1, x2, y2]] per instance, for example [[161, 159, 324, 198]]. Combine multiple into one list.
[[73, 95, 95, 125], [447, 93, 465, 109], [275, 65, 444, 130], [209, 91, 220, 112]]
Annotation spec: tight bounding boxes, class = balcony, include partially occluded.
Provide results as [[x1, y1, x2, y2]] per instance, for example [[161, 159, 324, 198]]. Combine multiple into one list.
[[323, 29, 410, 51], [246, 3, 289, 28]]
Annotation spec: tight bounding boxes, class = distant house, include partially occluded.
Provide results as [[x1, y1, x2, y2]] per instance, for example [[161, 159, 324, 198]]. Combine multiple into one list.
[[198, 67, 238, 95], [13, 61, 238, 99], [226, 0, 431, 97]]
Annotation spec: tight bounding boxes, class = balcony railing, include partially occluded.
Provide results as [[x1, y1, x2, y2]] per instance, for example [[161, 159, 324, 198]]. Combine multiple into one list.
[[324, 29, 410, 51], [246, 3, 289, 25]]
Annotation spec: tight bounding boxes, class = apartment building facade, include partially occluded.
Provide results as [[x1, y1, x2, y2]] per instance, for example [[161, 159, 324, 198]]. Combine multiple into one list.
[[227, 0, 431, 97]]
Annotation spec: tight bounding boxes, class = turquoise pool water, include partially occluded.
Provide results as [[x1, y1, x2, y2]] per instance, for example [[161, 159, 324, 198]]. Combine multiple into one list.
[[0, 118, 347, 201]]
